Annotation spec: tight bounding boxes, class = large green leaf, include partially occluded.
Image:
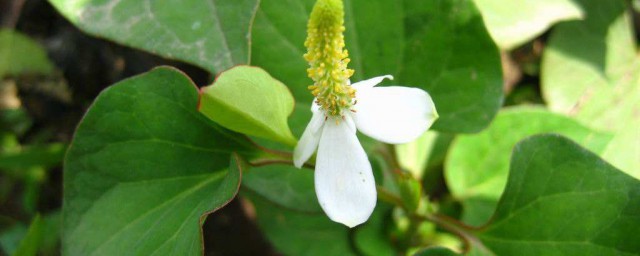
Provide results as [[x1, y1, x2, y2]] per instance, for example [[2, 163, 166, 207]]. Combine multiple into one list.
[[199, 66, 297, 147], [252, 0, 503, 133], [473, 0, 583, 50], [445, 107, 613, 226], [242, 164, 357, 255], [0, 29, 54, 78], [63, 67, 251, 255], [476, 134, 640, 255], [48, 0, 259, 74]]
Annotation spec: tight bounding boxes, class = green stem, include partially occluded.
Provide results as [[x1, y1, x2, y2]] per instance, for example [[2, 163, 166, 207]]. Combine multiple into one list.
[[376, 186, 405, 208], [417, 213, 481, 254]]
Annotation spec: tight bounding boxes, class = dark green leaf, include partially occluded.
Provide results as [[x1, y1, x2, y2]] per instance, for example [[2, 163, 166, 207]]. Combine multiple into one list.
[[399, 0, 502, 133], [242, 164, 320, 212], [477, 134, 640, 255], [63, 67, 250, 255], [49, 0, 259, 74]]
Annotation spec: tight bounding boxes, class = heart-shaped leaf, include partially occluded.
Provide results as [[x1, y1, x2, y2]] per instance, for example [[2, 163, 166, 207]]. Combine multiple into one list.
[[63, 67, 252, 255], [476, 134, 640, 255]]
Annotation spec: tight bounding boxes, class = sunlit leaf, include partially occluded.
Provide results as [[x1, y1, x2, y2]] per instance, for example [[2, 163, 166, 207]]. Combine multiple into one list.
[[446, 107, 612, 226], [541, 0, 640, 178], [199, 66, 297, 147], [473, 0, 583, 50]]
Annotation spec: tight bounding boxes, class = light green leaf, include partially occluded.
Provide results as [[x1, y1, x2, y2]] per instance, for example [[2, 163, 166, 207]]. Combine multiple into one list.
[[395, 131, 453, 179], [0, 29, 54, 78], [602, 117, 640, 178], [242, 164, 357, 256], [477, 134, 640, 255], [541, 0, 640, 178], [252, 0, 503, 133], [199, 66, 297, 147], [473, 0, 583, 50], [396, 132, 439, 179], [445, 107, 613, 226], [63, 67, 251, 255], [48, 0, 259, 74], [542, 0, 636, 115]]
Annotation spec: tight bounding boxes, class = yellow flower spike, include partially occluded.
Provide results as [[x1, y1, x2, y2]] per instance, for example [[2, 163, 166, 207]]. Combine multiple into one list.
[[304, 0, 354, 117]]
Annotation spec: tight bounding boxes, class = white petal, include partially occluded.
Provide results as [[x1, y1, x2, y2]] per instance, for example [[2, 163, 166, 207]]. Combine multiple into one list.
[[293, 110, 325, 168], [350, 75, 394, 90], [353, 86, 438, 144], [311, 99, 321, 112], [315, 115, 376, 227]]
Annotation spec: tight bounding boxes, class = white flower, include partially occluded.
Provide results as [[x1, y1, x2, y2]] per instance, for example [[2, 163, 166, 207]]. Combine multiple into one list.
[[293, 75, 438, 227]]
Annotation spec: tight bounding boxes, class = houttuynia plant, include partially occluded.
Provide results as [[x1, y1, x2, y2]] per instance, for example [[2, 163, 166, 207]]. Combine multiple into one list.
[[1, 0, 638, 255]]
